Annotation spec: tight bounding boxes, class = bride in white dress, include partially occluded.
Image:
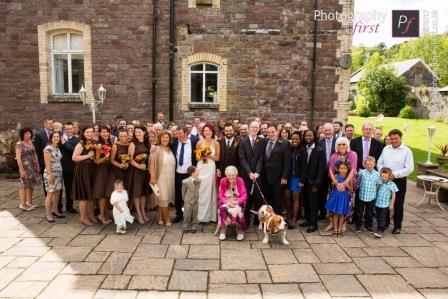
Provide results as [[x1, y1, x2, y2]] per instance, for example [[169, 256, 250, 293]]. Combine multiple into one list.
[[196, 124, 220, 222]]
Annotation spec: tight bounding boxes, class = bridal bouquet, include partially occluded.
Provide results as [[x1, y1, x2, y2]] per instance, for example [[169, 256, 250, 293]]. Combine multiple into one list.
[[134, 153, 148, 164], [195, 146, 212, 164]]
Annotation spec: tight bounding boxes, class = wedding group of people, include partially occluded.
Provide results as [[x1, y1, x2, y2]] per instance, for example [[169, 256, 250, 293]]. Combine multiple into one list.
[[15, 112, 414, 240]]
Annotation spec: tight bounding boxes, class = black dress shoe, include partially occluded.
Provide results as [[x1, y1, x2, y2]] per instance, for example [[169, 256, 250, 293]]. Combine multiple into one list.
[[392, 228, 401, 234], [306, 226, 317, 233], [173, 215, 183, 223], [299, 221, 309, 227], [67, 207, 77, 214]]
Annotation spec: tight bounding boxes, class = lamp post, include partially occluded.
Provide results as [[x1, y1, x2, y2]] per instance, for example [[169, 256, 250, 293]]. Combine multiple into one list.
[[79, 84, 107, 124], [425, 125, 436, 165]]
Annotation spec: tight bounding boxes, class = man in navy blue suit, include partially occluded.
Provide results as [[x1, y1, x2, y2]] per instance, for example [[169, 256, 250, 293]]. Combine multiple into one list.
[[171, 126, 198, 223]]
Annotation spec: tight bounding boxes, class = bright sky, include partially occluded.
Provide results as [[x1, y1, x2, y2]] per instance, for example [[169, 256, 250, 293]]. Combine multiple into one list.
[[352, 0, 448, 47]]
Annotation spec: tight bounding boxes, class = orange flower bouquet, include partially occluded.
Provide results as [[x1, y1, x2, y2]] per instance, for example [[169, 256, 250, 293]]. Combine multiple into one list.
[[195, 146, 212, 164], [135, 153, 148, 164]]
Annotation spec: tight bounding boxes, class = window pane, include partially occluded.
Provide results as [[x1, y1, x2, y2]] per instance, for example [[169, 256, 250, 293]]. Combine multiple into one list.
[[205, 73, 217, 103], [53, 34, 67, 51], [205, 64, 218, 71], [190, 73, 203, 103], [71, 54, 84, 93], [54, 54, 68, 93], [191, 64, 203, 71], [70, 34, 84, 51]]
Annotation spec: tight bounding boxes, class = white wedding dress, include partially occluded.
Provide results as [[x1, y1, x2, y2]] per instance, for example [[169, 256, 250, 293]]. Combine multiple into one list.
[[197, 145, 217, 222]]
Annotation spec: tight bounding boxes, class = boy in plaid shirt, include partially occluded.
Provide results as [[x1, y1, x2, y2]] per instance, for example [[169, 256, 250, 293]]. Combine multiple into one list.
[[355, 156, 381, 233], [374, 167, 398, 238]]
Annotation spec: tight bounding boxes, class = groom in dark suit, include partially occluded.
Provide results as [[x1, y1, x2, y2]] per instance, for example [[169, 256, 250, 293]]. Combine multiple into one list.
[[171, 126, 198, 223], [33, 118, 53, 196], [261, 125, 291, 214], [59, 122, 80, 213], [239, 121, 264, 227]]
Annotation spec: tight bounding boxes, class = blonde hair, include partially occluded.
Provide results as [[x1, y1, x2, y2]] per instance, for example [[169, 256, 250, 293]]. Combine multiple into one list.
[[334, 137, 351, 152]]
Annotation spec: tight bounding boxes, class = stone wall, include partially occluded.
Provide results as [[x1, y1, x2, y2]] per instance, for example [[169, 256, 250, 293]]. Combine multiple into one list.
[[0, 0, 353, 130]]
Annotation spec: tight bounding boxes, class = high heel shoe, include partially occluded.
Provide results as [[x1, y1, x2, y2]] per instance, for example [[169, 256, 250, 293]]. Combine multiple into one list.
[[98, 217, 111, 225], [47, 217, 55, 223], [81, 220, 94, 226], [53, 212, 66, 218]]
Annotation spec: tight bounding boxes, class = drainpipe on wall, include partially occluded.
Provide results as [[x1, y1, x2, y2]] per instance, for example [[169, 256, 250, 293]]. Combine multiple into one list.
[[310, 0, 319, 127], [168, 0, 175, 122], [152, 0, 157, 122]]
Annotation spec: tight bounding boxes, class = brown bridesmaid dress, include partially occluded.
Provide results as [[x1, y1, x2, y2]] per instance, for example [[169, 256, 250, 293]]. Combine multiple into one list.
[[73, 141, 96, 201], [105, 143, 129, 197], [126, 141, 151, 198]]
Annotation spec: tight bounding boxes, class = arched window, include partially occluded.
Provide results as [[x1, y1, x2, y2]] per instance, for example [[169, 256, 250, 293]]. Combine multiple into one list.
[[51, 33, 84, 94], [189, 63, 218, 103]]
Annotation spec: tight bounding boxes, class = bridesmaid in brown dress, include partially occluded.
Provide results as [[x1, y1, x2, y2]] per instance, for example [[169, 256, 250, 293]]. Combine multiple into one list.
[[72, 126, 96, 225], [126, 125, 151, 224], [106, 129, 130, 197], [92, 126, 112, 224]]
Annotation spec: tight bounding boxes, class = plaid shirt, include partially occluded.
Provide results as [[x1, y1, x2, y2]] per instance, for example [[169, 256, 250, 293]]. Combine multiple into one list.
[[358, 169, 381, 202], [375, 180, 399, 208]]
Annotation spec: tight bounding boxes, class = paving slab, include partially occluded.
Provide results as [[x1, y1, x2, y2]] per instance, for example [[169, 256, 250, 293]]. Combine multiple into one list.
[[210, 270, 246, 284], [261, 283, 303, 299], [268, 264, 319, 283], [168, 270, 207, 291], [320, 275, 369, 297], [221, 249, 266, 270], [357, 274, 423, 298], [128, 275, 169, 290], [396, 267, 448, 288]]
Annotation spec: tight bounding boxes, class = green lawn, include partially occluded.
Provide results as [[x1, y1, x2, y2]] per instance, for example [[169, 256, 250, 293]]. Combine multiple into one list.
[[348, 116, 448, 181]]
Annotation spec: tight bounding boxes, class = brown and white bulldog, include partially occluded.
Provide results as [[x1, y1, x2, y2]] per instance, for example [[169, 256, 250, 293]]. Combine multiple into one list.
[[254, 205, 289, 245]]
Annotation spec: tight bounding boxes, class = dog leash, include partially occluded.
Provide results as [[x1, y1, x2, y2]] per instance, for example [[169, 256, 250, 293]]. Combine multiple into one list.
[[250, 179, 267, 205]]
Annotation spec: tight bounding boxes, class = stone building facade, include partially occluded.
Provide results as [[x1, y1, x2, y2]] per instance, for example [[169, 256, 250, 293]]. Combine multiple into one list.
[[0, 0, 353, 130]]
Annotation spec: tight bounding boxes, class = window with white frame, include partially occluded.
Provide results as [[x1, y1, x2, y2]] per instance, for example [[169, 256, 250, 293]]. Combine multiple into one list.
[[51, 33, 84, 94], [189, 63, 218, 103]]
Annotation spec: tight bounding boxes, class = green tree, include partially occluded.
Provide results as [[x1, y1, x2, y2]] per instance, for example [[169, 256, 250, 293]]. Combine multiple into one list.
[[358, 66, 410, 116], [388, 34, 448, 86], [351, 48, 366, 72]]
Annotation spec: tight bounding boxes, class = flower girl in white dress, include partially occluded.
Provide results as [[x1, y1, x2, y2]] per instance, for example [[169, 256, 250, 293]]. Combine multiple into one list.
[[110, 180, 134, 234]]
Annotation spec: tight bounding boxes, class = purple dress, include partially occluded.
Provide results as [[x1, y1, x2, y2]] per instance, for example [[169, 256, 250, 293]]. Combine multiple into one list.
[[324, 174, 350, 215], [16, 141, 39, 188]]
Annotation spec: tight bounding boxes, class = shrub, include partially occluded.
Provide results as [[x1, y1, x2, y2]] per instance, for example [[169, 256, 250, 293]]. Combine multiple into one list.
[[356, 95, 371, 117], [357, 105, 371, 117], [0, 130, 19, 173], [398, 105, 418, 119]]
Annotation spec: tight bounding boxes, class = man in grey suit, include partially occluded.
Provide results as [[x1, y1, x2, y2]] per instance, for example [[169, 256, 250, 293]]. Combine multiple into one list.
[[239, 121, 264, 227], [181, 166, 200, 233]]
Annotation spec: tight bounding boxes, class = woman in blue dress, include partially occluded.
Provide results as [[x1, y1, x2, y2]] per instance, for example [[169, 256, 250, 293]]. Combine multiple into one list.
[[285, 132, 303, 229], [325, 160, 351, 236]]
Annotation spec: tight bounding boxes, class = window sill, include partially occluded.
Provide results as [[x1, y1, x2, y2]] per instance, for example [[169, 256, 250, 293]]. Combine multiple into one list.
[[47, 95, 82, 103], [188, 102, 219, 109]]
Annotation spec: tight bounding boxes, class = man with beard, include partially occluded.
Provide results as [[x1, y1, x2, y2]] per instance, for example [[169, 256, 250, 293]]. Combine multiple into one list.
[[239, 123, 249, 138], [217, 123, 240, 181]]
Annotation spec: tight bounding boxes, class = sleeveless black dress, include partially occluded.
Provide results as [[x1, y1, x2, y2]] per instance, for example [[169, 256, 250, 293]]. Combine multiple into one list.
[[126, 141, 151, 197], [73, 141, 96, 201], [105, 143, 129, 197]]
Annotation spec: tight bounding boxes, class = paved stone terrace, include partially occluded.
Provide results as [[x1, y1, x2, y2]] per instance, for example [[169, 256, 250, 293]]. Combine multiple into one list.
[[1, 179, 448, 298]]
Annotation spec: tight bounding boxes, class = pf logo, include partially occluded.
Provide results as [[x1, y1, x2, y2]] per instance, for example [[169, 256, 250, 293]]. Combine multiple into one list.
[[392, 10, 419, 38]]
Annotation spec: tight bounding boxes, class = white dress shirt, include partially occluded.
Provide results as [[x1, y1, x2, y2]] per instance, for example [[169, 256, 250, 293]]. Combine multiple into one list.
[[377, 143, 414, 178], [176, 138, 192, 174]]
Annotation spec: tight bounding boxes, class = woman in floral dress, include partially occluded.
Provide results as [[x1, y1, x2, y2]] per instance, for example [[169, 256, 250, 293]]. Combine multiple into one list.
[[15, 127, 39, 211], [43, 132, 64, 222]]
